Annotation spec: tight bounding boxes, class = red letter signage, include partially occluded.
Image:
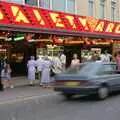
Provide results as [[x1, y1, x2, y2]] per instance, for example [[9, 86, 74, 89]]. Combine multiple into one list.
[[49, 12, 65, 28]]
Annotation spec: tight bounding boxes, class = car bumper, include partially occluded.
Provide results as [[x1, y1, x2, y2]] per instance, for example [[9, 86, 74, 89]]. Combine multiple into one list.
[[54, 86, 99, 95]]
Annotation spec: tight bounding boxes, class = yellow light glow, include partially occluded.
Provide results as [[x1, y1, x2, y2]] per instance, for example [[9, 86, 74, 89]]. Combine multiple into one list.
[[33, 9, 45, 25], [95, 21, 104, 32], [115, 24, 120, 34], [49, 12, 64, 28], [87, 17, 98, 32], [105, 23, 115, 33], [78, 17, 88, 30], [11, 6, 30, 23], [65, 15, 76, 29], [0, 11, 4, 20]]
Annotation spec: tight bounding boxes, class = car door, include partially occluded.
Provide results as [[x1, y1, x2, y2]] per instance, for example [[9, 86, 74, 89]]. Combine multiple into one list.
[[97, 64, 120, 90]]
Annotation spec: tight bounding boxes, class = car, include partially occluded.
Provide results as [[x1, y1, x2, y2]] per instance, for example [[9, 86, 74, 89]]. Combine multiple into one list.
[[54, 62, 120, 100]]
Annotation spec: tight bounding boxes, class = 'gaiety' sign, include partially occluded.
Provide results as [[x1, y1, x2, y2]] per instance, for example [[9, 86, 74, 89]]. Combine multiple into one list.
[[0, 1, 120, 35]]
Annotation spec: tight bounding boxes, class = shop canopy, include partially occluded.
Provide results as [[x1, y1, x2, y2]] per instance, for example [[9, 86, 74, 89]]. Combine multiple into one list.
[[0, 1, 120, 39]]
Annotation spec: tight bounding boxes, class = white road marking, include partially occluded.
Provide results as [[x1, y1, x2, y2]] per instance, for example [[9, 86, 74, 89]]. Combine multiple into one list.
[[0, 92, 58, 105]]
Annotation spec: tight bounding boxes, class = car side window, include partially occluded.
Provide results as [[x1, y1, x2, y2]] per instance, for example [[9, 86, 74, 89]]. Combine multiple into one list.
[[97, 64, 116, 75]]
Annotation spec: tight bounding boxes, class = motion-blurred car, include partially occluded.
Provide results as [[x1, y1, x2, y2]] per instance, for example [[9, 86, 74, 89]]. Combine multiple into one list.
[[54, 62, 120, 100]]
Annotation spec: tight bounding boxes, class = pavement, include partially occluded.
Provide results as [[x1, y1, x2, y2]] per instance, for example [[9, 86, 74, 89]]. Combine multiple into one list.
[[0, 76, 56, 105], [12, 76, 40, 87]]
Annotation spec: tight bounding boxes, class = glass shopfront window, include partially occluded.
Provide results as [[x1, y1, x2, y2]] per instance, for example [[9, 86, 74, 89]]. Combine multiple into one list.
[[37, 45, 64, 60], [5, 0, 23, 4]]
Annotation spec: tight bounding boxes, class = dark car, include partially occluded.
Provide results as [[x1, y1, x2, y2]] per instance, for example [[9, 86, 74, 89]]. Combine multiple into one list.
[[54, 62, 120, 100]]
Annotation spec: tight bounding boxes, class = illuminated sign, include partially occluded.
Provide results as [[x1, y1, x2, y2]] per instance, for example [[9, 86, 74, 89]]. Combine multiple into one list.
[[0, 1, 120, 36], [49, 12, 65, 28]]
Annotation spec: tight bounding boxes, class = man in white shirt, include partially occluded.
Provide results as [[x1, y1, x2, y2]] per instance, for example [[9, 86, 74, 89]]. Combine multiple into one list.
[[100, 50, 112, 62], [60, 53, 66, 70], [36, 56, 44, 85]]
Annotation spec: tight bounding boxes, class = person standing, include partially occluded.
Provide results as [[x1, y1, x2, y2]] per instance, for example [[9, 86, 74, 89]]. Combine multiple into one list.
[[36, 56, 44, 85], [71, 54, 80, 68], [1, 64, 13, 88], [40, 55, 51, 88], [0, 56, 6, 91], [60, 53, 66, 70], [52, 56, 63, 74], [92, 51, 100, 61], [116, 51, 120, 71], [101, 50, 112, 62], [27, 56, 36, 86]]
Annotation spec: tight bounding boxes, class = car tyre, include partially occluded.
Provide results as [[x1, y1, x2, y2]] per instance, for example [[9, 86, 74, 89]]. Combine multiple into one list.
[[64, 94, 73, 100], [97, 86, 109, 100]]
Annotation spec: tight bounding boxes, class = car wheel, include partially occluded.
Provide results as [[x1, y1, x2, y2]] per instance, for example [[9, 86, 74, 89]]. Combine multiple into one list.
[[97, 87, 109, 100], [63, 94, 73, 100]]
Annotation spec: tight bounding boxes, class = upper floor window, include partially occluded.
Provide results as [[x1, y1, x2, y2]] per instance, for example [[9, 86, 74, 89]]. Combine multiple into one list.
[[52, 0, 66, 12], [39, 0, 50, 9], [4, 0, 23, 4], [67, 0, 75, 13], [111, 1, 116, 21], [88, 0, 94, 16], [25, 0, 38, 6], [100, 0, 106, 19]]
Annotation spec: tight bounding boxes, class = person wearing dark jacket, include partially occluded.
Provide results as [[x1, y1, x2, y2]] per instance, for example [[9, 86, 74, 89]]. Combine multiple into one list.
[[0, 57, 4, 91]]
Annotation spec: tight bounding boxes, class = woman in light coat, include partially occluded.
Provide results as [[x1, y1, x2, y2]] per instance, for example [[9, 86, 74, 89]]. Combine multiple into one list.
[[27, 56, 36, 86], [40, 56, 51, 87]]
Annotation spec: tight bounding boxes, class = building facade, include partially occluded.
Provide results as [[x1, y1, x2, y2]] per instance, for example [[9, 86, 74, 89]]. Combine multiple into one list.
[[0, 0, 119, 75], [76, 0, 120, 22], [1, 0, 120, 22]]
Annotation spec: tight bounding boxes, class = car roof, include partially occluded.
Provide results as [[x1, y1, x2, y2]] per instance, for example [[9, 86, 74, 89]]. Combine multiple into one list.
[[81, 62, 116, 65], [78, 62, 116, 75]]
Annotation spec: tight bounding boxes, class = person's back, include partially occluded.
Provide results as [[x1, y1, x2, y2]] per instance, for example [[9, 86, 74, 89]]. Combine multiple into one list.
[[42, 60, 51, 70], [27, 59, 36, 70], [36, 57, 43, 72], [116, 55, 120, 70], [53, 57, 62, 74]]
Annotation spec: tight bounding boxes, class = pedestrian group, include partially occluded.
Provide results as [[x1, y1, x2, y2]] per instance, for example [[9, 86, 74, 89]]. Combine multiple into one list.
[[1, 49, 120, 89]]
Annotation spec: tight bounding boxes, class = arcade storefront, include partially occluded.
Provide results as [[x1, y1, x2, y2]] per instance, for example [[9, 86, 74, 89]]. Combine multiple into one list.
[[0, 1, 120, 75]]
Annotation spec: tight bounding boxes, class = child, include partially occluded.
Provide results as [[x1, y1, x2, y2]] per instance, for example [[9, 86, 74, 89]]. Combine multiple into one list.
[[1, 64, 13, 88]]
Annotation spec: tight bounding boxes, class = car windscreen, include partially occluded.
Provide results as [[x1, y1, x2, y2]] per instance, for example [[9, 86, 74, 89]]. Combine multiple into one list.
[[65, 63, 95, 74]]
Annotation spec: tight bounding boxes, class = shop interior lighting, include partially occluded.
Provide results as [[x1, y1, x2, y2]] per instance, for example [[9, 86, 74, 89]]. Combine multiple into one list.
[[14, 36, 24, 41], [28, 39, 51, 42]]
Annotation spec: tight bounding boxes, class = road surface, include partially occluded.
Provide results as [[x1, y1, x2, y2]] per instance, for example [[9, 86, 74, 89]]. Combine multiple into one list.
[[0, 92, 120, 120]]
